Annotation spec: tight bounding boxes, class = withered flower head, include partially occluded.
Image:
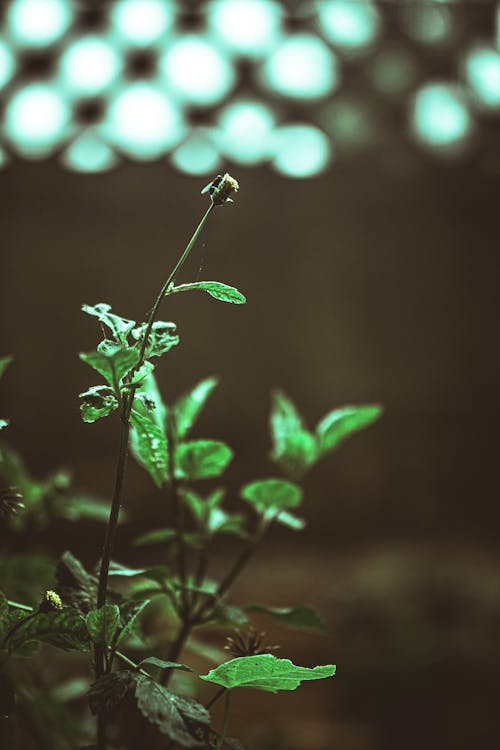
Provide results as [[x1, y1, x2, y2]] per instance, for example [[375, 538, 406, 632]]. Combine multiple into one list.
[[39, 590, 63, 612], [224, 627, 280, 658], [0, 487, 25, 519], [202, 173, 239, 206]]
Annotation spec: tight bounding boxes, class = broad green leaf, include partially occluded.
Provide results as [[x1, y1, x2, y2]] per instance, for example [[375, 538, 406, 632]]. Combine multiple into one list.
[[133, 528, 177, 547], [245, 605, 328, 633], [275, 511, 306, 531], [316, 404, 383, 455], [88, 670, 135, 715], [200, 654, 336, 693], [130, 396, 169, 487], [270, 391, 318, 478], [79, 385, 118, 423], [86, 604, 121, 647], [134, 675, 210, 747], [137, 657, 191, 674], [134, 372, 167, 424], [79, 343, 139, 389], [6, 608, 90, 653], [117, 599, 150, 644], [171, 281, 246, 305], [82, 303, 135, 344], [0, 355, 12, 380], [132, 321, 179, 358], [176, 440, 233, 481], [240, 479, 302, 512], [174, 377, 218, 439]]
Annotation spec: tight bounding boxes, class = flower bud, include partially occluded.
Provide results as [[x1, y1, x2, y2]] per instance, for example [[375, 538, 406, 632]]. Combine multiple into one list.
[[202, 173, 239, 206], [39, 590, 63, 612]]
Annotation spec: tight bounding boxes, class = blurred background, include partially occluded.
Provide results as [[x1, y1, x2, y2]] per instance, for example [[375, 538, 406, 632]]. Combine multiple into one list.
[[1, 1, 500, 749]]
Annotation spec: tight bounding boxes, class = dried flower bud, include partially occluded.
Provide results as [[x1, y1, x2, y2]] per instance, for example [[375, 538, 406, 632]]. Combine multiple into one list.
[[224, 627, 280, 658], [0, 487, 25, 519], [39, 590, 63, 612], [202, 173, 239, 206]]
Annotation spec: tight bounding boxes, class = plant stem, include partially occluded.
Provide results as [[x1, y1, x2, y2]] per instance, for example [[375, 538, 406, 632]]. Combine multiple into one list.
[[216, 690, 231, 750], [160, 617, 193, 687], [206, 686, 226, 710]]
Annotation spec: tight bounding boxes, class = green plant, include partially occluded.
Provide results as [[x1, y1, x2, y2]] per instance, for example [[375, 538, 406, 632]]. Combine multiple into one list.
[[0, 175, 382, 750]]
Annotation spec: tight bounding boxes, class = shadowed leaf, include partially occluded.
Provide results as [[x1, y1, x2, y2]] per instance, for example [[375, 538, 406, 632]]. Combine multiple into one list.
[[245, 605, 328, 633], [174, 378, 218, 439], [240, 479, 302, 512]]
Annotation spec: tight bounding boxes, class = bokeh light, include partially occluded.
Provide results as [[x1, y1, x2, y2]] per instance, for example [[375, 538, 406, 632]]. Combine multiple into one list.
[[464, 46, 500, 109], [262, 34, 338, 100], [208, 0, 282, 57], [160, 36, 235, 105], [170, 131, 221, 175], [369, 47, 417, 95], [100, 83, 184, 159], [59, 37, 121, 96], [111, 0, 174, 47], [271, 124, 331, 177], [4, 83, 70, 157], [6, 0, 71, 47], [317, 0, 381, 52], [62, 130, 117, 172], [0, 39, 16, 89], [400, 5, 453, 45], [321, 97, 375, 153], [411, 83, 472, 151], [216, 100, 275, 164]]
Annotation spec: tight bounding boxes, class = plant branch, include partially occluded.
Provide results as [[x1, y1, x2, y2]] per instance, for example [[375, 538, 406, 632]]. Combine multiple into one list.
[[216, 690, 231, 750]]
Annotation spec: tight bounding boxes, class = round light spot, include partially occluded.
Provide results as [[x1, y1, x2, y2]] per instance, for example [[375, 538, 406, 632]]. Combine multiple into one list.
[[262, 34, 338, 100], [101, 83, 184, 159], [208, 0, 282, 56], [161, 36, 235, 105], [62, 130, 117, 172], [400, 5, 453, 45], [271, 124, 331, 178], [411, 82, 472, 150], [7, 0, 71, 47], [4, 83, 70, 157], [318, 0, 381, 51], [171, 131, 221, 175], [111, 0, 174, 46], [59, 37, 121, 95], [464, 46, 500, 109], [217, 100, 275, 164], [0, 40, 16, 89]]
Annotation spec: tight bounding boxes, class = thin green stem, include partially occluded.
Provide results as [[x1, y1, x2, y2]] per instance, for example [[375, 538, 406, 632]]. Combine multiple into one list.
[[216, 690, 231, 750], [6, 600, 33, 611]]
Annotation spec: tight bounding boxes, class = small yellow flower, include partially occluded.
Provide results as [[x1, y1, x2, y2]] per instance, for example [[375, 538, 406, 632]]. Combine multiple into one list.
[[44, 590, 63, 611], [202, 173, 239, 206]]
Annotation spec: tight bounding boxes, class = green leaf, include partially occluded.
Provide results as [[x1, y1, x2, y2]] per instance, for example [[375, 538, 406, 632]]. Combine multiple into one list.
[[174, 377, 218, 439], [79, 342, 139, 389], [207, 508, 247, 538], [176, 440, 233, 481], [316, 404, 383, 455], [200, 654, 336, 693], [275, 511, 306, 531], [133, 528, 177, 547], [86, 605, 121, 647], [62, 495, 117, 523], [137, 657, 191, 674], [134, 675, 211, 747], [79, 385, 118, 423], [88, 670, 135, 715], [55, 551, 98, 615], [130, 395, 169, 488], [171, 281, 246, 305], [208, 603, 249, 628], [117, 599, 150, 644], [0, 355, 12, 380], [108, 561, 146, 577], [7, 608, 90, 653], [270, 391, 318, 478], [82, 303, 135, 344], [132, 321, 179, 358], [245, 605, 328, 633], [240, 479, 302, 512]]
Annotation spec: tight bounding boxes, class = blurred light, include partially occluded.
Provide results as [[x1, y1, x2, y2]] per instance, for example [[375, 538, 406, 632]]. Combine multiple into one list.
[[62, 130, 117, 172], [111, 0, 174, 46], [208, 0, 282, 56], [464, 46, 500, 109], [321, 97, 374, 152], [4, 83, 70, 157], [101, 83, 184, 159], [0, 145, 9, 169], [271, 124, 331, 177], [0, 39, 16, 88], [171, 131, 221, 175], [262, 34, 338, 99], [318, 0, 380, 51], [59, 37, 120, 95], [7, 0, 71, 47], [217, 100, 275, 164], [401, 5, 452, 44], [370, 47, 417, 95], [411, 83, 472, 150], [161, 36, 235, 105]]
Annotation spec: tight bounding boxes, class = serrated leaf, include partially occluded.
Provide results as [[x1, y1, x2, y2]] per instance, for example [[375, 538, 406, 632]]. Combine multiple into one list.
[[6, 608, 89, 653], [134, 675, 210, 747], [270, 391, 318, 478], [0, 355, 12, 380], [79, 385, 118, 423], [132, 321, 179, 358], [240, 479, 302, 512], [316, 404, 383, 455], [275, 511, 306, 531], [176, 440, 233, 481], [174, 378, 218, 439], [86, 604, 121, 647], [200, 654, 336, 693], [172, 282, 246, 305], [137, 657, 191, 674], [245, 605, 328, 633], [88, 670, 135, 715], [82, 303, 135, 344], [80, 343, 139, 389], [116, 599, 150, 644], [130, 395, 169, 488]]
